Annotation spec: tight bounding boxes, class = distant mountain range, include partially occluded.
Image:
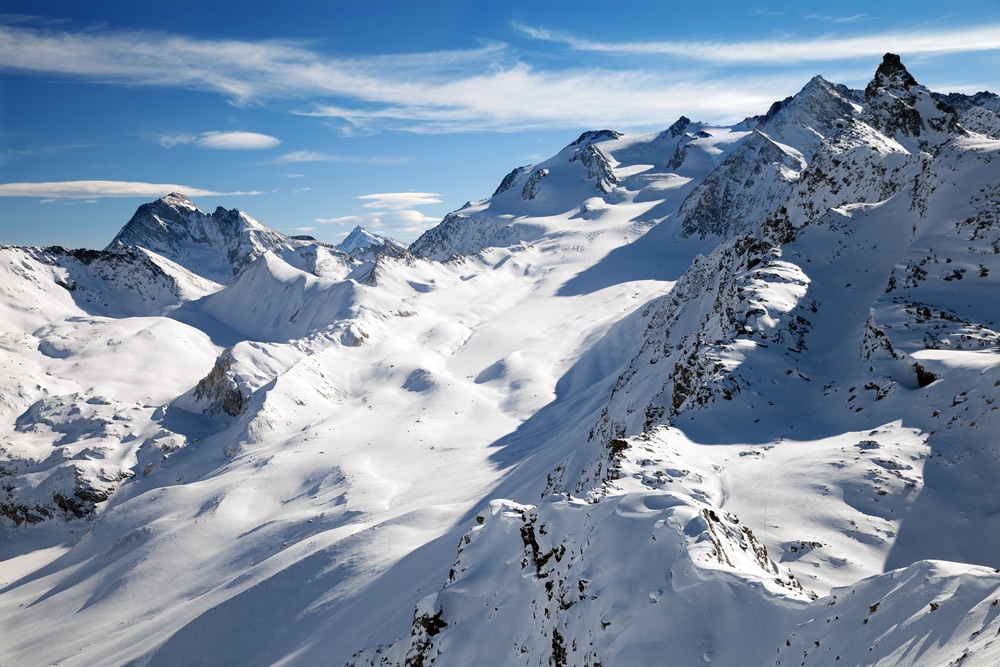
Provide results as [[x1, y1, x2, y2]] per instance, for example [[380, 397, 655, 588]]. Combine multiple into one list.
[[2, 54, 1000, 667]]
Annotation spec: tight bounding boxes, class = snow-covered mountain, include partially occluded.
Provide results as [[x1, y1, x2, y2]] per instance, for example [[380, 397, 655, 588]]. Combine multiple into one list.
[[3, 54, 1000, 667], [106, 192, 358, 283], [336, 225, 409, 262]]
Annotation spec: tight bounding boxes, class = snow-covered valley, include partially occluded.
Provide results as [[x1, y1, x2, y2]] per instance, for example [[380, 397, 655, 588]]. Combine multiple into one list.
[[3, 54, 1000, 666]]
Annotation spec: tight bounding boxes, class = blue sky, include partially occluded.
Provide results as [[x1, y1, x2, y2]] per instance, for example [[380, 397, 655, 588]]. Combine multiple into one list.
[[1, 0, 999, 248]]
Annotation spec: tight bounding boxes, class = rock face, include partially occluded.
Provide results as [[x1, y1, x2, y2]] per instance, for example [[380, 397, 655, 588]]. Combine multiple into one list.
[[569, 143, 618, 194], [192, 350, 247, 417]]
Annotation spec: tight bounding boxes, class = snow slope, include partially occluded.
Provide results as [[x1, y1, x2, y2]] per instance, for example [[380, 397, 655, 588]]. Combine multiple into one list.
[[3, 54, 1000, 667]]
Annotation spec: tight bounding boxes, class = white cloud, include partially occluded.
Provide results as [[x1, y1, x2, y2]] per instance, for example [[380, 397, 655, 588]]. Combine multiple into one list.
[[0, 24, 505, 104], [2, 22, 998, 133], [158, 133, 197, 148], [272, 151, 339, 163], [513, 23, 1000, 64], [316, 209, 439, 232], [197, 131, 281, 150], [160, 131, 280, 149], [0, 180, 260, 198], [359, 192, 443, 210], [805, 13, 873, 24], [298, 67, 798, 130], [316, 214, 365, 226]]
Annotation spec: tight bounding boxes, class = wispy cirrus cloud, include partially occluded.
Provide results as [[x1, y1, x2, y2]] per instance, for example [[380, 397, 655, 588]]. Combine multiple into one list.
[[0, 24, 506, 103], [359, 192, 443, 210], [318, 192, 444, 237], [316, 209, 438, 234], [0, 180, 260, 199], [513, 22, 1000, 63], [2, 22, 999, 134], [292, 65, 795, 131], [159, 130, 281, 149], [0, 13, 70, 27], [805, 13, 873, 24], [269, 151, 408, 165]]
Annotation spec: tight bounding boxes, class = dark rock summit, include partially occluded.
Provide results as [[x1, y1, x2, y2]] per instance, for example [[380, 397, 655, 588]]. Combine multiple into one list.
[[863, 53, 964, 149]]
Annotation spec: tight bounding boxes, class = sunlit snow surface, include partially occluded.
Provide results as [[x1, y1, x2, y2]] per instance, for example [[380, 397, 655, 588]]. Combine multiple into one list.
[[4, 58, 1000, 666]]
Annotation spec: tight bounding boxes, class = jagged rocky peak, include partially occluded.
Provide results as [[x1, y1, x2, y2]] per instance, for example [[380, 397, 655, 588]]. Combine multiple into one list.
[[865, 53, 920, 100], [335, 225, 407, 261], [337, 225, 382, 251], [757, 75, 859, 147], [661, 115, 692, 138], [674, 75, 858, 241], [107, 193, 261, 252], [862, 52, 964, 149], [107, 193, 203, 247], [105, 193, 322, 284]]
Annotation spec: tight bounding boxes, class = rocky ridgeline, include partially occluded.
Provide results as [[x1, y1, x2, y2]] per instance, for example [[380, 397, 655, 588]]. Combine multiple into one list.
[[677, 75, 859, 240]]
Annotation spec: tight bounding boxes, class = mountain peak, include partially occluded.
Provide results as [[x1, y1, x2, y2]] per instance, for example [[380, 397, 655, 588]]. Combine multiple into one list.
[[105, 195, 316, 283], [865, 53, 920, 101], [339, 225, 380, 247], [663, 116, 692, 138], [862, 53, 964, 149], [336, 225, 407, 261], [159, 192, 197, 208]]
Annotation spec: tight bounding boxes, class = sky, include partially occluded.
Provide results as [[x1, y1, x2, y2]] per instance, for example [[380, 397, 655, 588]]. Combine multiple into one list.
[[1, 0, 999, 249]]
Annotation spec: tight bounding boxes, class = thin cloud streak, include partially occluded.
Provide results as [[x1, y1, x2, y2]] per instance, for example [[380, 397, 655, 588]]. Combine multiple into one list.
[[805, 13, 873, 24], [297, 71, 792, 131], [1, 23, 997, 134], [514, 23, 1000, 63], [316, 209, 438, 232], [0, 25, 505, 103], [359, 192, 443, 210], [269, 151, 408, 165], [0, 180, 261, 198]]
